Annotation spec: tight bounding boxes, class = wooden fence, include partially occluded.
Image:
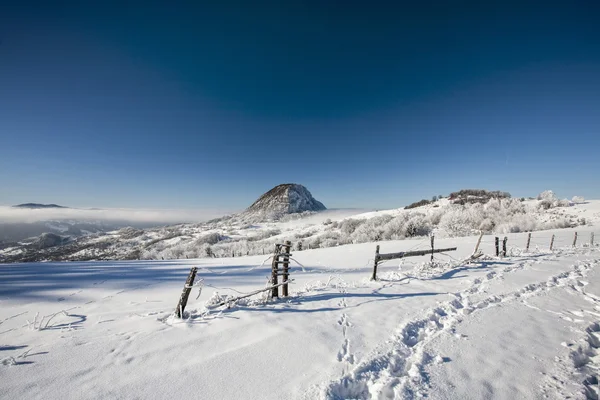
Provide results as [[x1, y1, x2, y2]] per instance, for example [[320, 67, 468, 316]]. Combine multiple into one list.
[[174, 242, 295, 317], [371, 235, 457, 280], [173, 230, 599, 317]]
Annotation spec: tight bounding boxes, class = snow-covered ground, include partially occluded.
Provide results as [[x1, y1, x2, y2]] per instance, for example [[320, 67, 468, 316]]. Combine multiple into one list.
[[2, 220, 600, 399], [3, 193, 595, 264]]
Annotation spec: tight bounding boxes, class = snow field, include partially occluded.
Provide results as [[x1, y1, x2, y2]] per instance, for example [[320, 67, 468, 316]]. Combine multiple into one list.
[[1, 228, 600, 399]]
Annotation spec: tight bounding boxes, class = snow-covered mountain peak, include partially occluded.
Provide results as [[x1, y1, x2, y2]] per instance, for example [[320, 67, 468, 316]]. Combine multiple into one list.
[[244, 183, 326, 219]]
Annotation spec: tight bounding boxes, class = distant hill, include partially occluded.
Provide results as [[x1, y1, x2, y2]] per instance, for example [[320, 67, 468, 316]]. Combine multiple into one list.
[[12, 203, 68, 209], [243, 183, 326, 220]]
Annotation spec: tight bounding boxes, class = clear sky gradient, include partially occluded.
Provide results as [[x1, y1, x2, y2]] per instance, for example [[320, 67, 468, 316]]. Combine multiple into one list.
[[1, 2, 599, 211]]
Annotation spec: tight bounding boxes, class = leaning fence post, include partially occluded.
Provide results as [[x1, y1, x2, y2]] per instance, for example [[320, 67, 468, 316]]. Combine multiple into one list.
[[473, 231, 484, 255], [550, 234, 555, 251], [573, 232, 578, 247], [175, 267, 198, 318], [526, 232, 531, 252], [430, 235, 435, 262], [371, 245, 380, 281], [502, 237, 508, 257], [282, 240, 292, 297], [495, 237, 499, 257]]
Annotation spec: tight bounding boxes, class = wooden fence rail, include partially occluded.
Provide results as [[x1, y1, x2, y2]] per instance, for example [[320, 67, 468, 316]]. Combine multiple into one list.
[[213, 279, 294, 308], [371, 244, 457, 280]]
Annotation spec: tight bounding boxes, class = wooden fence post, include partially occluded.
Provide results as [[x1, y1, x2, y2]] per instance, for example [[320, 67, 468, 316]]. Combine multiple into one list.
[[502, 237, 508, 257], [282, 240, 291, 297], [495, 237, 499, 257], [473, 231, 484, 255], [592, 233, 595, 246], [550, 234, 555, 251], [573, 232, 578, 247], [430, 235, 435, 262], [175, 267, 198, 318], [526, 232, 531, 252], [271, 244, 281, 298], [371, 245, 380, 281]]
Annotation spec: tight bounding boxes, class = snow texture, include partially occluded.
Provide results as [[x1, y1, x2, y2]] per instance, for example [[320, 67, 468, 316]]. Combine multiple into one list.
[[1, 199, 600, 399]]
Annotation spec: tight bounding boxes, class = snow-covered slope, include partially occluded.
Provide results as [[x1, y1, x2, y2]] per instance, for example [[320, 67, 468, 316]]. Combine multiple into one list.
[[1, 194, 597, 264], [1, 227, 600, 399]]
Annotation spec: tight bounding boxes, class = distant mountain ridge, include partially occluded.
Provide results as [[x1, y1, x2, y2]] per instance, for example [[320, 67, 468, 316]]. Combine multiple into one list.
[[13, 203, 68, 209], [1, 187, 592, 264]]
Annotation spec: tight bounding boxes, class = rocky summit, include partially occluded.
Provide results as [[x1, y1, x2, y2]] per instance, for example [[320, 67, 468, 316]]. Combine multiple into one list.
[[244, 184, 326, 219]]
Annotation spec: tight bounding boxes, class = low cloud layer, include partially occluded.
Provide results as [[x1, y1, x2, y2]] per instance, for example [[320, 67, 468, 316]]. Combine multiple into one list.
[[0, 206, 234, 225]]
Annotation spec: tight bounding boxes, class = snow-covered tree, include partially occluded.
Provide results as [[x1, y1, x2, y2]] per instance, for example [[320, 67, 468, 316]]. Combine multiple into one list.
[[537, 190, 557, 202]]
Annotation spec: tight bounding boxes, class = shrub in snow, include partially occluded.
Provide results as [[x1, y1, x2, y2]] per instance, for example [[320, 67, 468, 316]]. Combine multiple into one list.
[[494, 214, 537, 234], [308, 236, 322, 249], [197, 232, 223, 245], [295, 229, 317, 239], [438, 206, 478, 237], [572, 196, 585, 204], [405, 199, 432, 209], [351, 222, 383, 243], [449, 189, 511, 205], [320, 232, 341, 247], [537, 194, 571, 209], [382, 215, 408, 240], [555, 199, 571, 208], [247, 229, 281, 241], [538, 200, 553, 210], [340, 219, 362, 236], [330, 214, 393, 244], [369, 214, 394, 227], [449, 189, 511, 199], [404, 214, 431, 237], [118, 227, 144, 239], [537, 190, 557, 202], [544, 218, 572, 230], [479, 218, 494, 232], [428, 208, 445, 226]]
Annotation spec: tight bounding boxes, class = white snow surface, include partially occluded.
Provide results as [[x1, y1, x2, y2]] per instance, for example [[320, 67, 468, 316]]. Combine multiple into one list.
[[2, 204, 600, 399]]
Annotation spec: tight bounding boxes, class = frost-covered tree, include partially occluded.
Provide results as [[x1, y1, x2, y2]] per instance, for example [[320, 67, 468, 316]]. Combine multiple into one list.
[[537, 190, 557, 202]]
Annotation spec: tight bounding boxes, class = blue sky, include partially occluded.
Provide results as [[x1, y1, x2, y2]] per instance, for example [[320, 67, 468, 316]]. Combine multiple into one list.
[[1, 2, 599, 212]]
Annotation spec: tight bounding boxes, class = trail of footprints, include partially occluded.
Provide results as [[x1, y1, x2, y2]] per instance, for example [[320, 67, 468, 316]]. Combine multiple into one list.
[[324, 257, 600, 399], [557, 278, 600, 399], [336, 288, 355, 365], [337, 313, 354, 364]]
